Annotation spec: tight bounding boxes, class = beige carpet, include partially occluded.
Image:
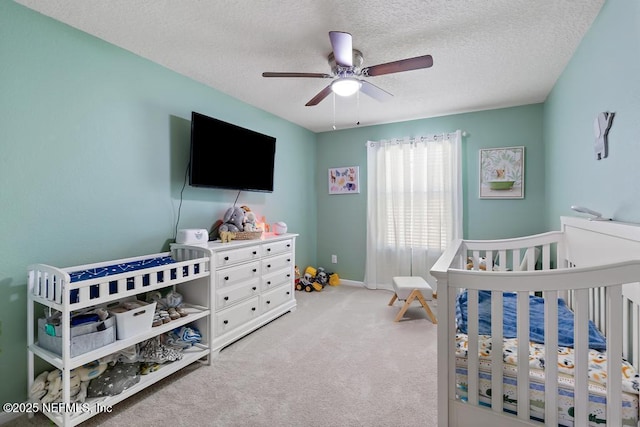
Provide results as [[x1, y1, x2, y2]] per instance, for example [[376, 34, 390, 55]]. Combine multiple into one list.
[[7, 284, 438, 427]]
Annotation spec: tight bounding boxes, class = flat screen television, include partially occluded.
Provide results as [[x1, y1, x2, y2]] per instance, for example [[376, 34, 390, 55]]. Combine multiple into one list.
[[189, 112, 276, 192]]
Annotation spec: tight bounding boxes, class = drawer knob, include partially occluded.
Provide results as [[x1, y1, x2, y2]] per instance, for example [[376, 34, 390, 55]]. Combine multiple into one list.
[[267, 248, 271, 252], [287, 244, 291, 248], [252, 268, 257, 272], [253, 251, 257, 255], [223, 320, 228, 324], [287, 291, 290, 295], [287, 258, 291, 262], [252, 307, 256, 311], [224, 296, 229, 301], [267, 281, 271, 285], [252, 286, 257, 291], [266, 300, 271, 304], [224, 256, 229, 261], [224, 276, 229, 281], [287, 274, 291, 278], [267, 264, 271, 268]]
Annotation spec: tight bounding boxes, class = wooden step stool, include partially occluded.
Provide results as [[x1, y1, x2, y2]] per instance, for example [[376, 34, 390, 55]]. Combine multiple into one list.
[[389, 276, 437, 323]]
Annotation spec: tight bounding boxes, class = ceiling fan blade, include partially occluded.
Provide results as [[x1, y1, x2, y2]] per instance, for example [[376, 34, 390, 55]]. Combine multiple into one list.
[[329, 31, 353, 67], [364, 55, 433, 77], [262, 72, 332, 78], [359, 80, 393, 102], [305, 84, 333, 106]]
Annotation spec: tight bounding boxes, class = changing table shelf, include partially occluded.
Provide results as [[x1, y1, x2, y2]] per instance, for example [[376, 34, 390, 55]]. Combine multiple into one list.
[[26, 246, 212, 427]]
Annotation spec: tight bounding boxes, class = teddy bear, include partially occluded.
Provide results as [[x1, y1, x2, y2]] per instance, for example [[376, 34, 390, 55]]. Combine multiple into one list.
[[219, 206, 245, 233], [243, 210, 258, 232]]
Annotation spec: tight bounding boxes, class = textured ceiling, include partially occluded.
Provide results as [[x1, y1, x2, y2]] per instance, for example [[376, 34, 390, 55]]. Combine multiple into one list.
[[16, 0, 605, 133]]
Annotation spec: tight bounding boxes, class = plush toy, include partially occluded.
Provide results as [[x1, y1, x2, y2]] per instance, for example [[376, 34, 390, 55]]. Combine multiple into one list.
[[220, 230, 236, 243], [243, 211, 258, 232], [219, 206, 245, 233], [466, 257, 488, 270]]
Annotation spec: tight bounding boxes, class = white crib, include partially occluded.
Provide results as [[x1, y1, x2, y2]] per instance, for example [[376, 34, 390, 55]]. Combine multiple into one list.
[[431, 216, 640, 427]]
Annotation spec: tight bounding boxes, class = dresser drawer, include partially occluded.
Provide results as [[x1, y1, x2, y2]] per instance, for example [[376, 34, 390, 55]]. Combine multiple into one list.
[[216, 245, 260, 268], [216, 296, 260, 334], [262, 239, 293, 257], [261, 253, 293, 275], [217, 261, 260, 287], [262, 269, 293, 291], [261, 284, 293, 313], [216, 278, 260, 310]]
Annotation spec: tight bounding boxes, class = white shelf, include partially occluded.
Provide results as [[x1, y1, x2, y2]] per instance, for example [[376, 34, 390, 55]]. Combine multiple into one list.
[[29, 304, 209, 370], [40, 346, 210, 427]]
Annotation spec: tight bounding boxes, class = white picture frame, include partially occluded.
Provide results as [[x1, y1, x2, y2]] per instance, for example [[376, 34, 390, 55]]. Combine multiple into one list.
[[479, 146, 525, 199], [328, 166, 360, 194]]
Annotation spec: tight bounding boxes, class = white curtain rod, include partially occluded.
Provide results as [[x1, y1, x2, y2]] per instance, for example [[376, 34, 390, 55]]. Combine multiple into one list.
[[365, 130, 468, 146]]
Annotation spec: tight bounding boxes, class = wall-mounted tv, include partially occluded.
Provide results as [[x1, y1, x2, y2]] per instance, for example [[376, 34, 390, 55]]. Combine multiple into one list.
[[189, 112, 276, 192]]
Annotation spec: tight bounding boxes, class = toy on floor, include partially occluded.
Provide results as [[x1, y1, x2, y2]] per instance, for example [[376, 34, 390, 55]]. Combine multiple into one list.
[[315, 267, 329, 289], [294, 265, 301, 286], [328, 272, 340, 286], [296, 270, 315, 292], [295, 266, 335, 292]]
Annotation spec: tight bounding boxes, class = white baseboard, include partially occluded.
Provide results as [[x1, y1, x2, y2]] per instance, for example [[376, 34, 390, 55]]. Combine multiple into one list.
[[337, 279, 363, 287]]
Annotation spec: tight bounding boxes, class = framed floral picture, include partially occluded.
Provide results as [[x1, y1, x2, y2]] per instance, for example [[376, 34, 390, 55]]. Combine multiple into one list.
[[328, 166, 359, 194], [479, 146, 525, 199]]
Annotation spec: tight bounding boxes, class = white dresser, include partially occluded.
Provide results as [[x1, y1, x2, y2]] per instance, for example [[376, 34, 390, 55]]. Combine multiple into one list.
[[173, 232, 297, 355]]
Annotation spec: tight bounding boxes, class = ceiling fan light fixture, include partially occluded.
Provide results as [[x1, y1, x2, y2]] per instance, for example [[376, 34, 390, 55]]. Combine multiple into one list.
[[331, 77, 361, 97]]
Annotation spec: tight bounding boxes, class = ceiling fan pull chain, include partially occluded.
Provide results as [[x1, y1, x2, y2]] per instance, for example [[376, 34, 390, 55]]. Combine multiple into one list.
[[356, 90, 360, 126], [332, 92, 336, 130]]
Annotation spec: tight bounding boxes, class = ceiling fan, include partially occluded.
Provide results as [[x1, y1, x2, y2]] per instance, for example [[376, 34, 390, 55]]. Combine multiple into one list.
[[262, 31, 434, 106]]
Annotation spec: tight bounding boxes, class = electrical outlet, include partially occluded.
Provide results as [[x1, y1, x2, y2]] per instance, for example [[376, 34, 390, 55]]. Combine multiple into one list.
[[331, 254, 337, 264]]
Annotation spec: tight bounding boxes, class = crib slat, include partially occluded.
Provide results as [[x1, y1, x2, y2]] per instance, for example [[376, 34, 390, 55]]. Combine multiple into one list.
[[573, 289, 589, 427], [606, 285, 623, 427], [543, 290, 558, 426], [490, 292, 504, 414], [516, 291, 529, 421], [542, 244, 550, 270], [512, 249, 521, 271], [467, 289, 479, 406]]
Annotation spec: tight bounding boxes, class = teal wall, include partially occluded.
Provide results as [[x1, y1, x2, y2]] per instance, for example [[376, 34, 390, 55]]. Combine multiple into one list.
[[544, 0, 640, 229], [0, 2, 317, 407], [315, 104, 546, 281]]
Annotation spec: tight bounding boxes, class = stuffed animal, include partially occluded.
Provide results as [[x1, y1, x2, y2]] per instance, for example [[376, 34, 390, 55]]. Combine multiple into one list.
[[220, 230, 236, 243], [466, 257, 488, 270], [243, 211, 258, 232], [219, 206, 245, 233]]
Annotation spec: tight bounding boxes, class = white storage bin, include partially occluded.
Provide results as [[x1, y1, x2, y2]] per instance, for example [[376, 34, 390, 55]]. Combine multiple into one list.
[[108, 300, 156, 340]]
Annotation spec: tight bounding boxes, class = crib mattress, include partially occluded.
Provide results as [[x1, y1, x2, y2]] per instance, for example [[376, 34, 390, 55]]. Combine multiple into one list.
[[456, 333, 640, 426]]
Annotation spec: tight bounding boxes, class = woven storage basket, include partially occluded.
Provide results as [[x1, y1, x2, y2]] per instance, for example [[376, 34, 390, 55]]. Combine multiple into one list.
[[233, 231, 263, 240]]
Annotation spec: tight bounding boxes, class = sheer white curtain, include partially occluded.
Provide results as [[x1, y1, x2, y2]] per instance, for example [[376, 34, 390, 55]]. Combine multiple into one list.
[[364, 131, 463, 292]]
